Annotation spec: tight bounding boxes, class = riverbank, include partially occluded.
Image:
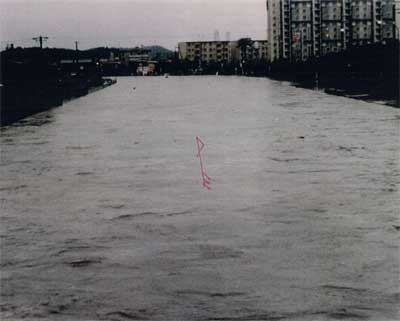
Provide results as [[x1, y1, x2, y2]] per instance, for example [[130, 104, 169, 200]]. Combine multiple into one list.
[[1, 78, 116, 126], [267, 41, 399, 108], [274, 72, 400, 108], [1, 47, 119, 126]]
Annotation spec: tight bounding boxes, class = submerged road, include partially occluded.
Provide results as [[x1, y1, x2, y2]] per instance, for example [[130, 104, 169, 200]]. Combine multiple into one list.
[[1, 76, 399, 320]]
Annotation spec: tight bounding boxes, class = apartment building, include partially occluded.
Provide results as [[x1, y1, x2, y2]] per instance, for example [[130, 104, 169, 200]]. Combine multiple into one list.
[[178, 39, 268, 64], [267, 0, 399, 62], [267, 0, 283, 61], [178, 41, 236, 64], [253, 40, 269, 60]]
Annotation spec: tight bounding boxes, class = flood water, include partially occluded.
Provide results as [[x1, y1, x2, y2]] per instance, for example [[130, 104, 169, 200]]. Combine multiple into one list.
[[1, 76, 399, 320]]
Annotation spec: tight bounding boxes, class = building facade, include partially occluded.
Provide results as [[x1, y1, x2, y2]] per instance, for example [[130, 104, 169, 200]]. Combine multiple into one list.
[[251, 40, 269, 61], [109, 47, 151, 64], [267, 0, 399, 62], [178, 41, 236, 64], [178, 39, 268, 64]]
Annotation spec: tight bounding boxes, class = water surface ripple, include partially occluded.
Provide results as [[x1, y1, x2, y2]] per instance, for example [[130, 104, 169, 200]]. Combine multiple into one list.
[[1, 76, 399, 320]]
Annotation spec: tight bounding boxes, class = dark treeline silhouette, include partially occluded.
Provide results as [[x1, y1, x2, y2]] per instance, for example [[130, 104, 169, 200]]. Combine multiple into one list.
[[1, 46, 173, 63], [1, 47, 116, 125], [1, 45, 175, 125], [158, 58, 269, 76], [269, 40, 399, 106]]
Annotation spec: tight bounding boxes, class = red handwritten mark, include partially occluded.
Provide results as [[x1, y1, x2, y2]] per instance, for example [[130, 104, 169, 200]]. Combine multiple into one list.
[[196, 136, 211, 190]]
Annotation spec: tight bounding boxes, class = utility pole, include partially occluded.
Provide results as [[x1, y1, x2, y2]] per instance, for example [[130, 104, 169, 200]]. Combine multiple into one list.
[[75, 41, 79, 64], [32, 35, 49, 49]]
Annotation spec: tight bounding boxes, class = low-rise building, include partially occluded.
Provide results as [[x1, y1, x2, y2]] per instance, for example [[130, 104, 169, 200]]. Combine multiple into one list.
[[178, 41, 236, 64], [107, 47, 157, 75], [178, 39, 268, 64], [109, 47, 151, 65]]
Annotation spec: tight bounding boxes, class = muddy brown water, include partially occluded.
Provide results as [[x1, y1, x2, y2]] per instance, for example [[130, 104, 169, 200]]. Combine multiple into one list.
[[1, 76, 399, 320]]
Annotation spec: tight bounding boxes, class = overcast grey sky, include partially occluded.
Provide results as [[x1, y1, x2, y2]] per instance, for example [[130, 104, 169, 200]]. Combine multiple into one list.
[[0, 0, 267, 50]]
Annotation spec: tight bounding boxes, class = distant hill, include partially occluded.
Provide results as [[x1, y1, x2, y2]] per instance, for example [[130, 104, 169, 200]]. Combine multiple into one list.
[[143, 46, 174, 60]]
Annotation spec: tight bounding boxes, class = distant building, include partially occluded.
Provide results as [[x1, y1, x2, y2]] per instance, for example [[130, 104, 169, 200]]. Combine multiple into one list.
[[178, 41, 236, 64], [107, 47, 157, 75], [267, 0, 399, 62], [109, 47, 151, 64], [248, 39, 269, 61], [60, 59, 98, 75], [178, 39, 268, 64]]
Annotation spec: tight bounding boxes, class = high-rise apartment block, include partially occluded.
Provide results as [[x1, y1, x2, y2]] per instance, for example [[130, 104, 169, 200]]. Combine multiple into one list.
[[267, 0, 399, 62]]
